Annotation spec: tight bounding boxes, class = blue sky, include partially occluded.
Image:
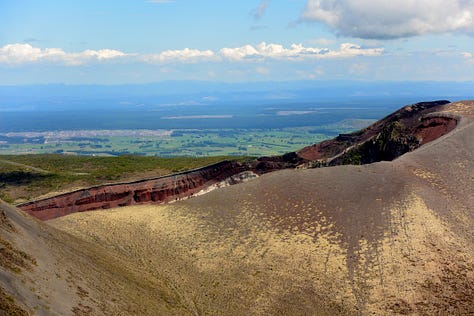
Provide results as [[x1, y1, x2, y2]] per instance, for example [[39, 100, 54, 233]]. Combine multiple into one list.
[[1, 0, 474, 84]]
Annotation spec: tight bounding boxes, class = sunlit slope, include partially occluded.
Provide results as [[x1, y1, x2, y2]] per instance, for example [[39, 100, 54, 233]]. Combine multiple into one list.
[[50, 102, 474, 315]]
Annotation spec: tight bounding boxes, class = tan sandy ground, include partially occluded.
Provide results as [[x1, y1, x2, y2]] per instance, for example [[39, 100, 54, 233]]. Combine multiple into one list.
[[49, 192, 474, 315]]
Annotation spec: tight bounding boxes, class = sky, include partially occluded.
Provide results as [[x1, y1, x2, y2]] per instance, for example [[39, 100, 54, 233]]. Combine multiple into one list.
[[1, 0, 474, 84]]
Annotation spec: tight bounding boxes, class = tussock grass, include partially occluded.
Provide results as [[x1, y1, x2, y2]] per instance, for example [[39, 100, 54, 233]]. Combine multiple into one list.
[[0, 286, 29, 316]]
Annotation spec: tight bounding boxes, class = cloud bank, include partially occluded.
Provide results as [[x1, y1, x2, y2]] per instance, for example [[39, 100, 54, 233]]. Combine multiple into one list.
[[0, 44, 127, 65], [219, 42, 382, 60], [142, 48, 215, 63], [301, 0, 474, 39], [0, 42, 383, 66], [140, 42, 383, 63]]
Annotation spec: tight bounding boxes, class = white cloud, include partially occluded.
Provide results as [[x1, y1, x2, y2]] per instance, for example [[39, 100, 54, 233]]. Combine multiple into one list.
[[219, 45, 260, 60], [79, 49, 126, 60], [219, 42, 383, 60], [301, 0, 474, 39], [0, 43, 127, 65], [0, 42, 382, 66], [331, 43, 383, 57], [142, 48, 215, 63], [0, 44, 52, 64]]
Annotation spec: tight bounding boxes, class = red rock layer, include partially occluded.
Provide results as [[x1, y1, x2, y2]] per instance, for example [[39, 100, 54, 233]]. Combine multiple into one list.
[[18, 161, 248, 221], [416, 115, 458, 145]]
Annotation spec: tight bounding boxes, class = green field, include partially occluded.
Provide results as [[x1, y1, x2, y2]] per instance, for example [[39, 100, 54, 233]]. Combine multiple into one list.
[[0, 123, 374, 157], [0, 128, 328, 156]]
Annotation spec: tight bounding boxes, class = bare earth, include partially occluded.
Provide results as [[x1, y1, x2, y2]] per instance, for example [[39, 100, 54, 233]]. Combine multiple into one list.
[[1, 101, 473, 315]]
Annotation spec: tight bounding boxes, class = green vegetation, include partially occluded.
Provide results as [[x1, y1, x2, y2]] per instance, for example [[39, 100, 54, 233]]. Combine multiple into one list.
[[0, 127, 337, 157], [0, 154, 251, 203], [339, 149, 363, 165]]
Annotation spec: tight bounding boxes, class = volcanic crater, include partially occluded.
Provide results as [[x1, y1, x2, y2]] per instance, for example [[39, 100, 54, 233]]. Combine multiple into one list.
[[1, 100, 473, 315]]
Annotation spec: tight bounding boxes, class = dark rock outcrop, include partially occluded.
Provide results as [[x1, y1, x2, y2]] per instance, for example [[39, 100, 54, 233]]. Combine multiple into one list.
[[297, 100, 457, 165]]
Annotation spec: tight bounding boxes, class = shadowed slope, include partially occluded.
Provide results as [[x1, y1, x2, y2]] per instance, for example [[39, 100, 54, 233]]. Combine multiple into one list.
[[50, 101, 474, 314]]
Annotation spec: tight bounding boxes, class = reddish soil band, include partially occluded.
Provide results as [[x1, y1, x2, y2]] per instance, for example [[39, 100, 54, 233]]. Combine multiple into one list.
[[416, 114, 459, 145], [17, 158, 298, 221], [18, 161, 248, 220]]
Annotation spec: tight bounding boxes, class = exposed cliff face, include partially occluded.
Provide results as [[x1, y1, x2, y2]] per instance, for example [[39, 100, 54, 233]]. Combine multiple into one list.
[[327, 114, 458, 166], [416, 114, 458, 144], [18, 154, 308, 221], [17, 100, 460, 221], [297, 100, 457, 165], [19, 161, 248, 220], [254, 152, 307, 172]]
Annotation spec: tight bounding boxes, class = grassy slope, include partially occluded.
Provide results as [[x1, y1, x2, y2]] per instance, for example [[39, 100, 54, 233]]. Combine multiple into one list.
[[0, 154, 251, 203], [0, 199, 194, 315]]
